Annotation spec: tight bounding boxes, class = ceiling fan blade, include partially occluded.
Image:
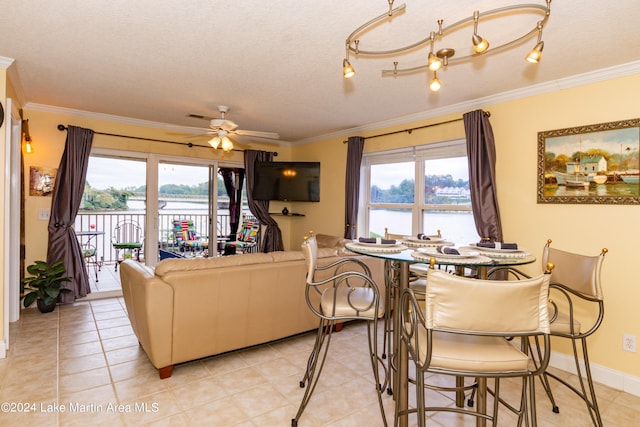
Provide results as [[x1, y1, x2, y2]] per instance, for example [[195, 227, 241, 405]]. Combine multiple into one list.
[[234, 129, 280, 139], [216, 120, 239, 132], [187, 113, 217, 121]]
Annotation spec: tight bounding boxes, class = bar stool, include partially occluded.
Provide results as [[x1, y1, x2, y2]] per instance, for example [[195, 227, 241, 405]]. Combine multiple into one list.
[[397, 260, 553, 426], [292, 234, 388, 427], [538, 239, 607, 426]]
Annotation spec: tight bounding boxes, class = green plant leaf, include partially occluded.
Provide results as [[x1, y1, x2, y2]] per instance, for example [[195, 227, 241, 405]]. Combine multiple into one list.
[[22, 292, 38, 307]]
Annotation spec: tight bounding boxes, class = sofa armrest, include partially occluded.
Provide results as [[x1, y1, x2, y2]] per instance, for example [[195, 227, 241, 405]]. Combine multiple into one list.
[[119, 260, 175, 371]]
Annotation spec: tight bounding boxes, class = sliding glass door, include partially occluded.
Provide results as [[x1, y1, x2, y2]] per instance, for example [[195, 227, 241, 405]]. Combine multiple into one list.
[[79, 154, 147, 263], [157, 162, 212, 259]]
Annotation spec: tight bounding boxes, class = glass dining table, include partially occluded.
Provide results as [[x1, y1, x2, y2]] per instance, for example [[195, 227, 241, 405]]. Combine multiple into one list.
[[345, 241, 537, 427]]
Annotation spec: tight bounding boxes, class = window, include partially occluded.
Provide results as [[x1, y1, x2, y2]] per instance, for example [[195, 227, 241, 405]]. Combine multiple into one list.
[[360, 140, 479, 244]]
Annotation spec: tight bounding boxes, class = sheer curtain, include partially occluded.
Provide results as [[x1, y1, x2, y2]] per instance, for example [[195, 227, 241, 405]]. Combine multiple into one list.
[[463, 110, 504, 243], [344, 136, 365, 239], [46, 126, 94, 302], [244, 150, 284, 252]]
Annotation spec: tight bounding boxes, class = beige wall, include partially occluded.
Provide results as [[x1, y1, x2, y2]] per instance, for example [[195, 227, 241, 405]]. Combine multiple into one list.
[[11, 73, 640, 381]]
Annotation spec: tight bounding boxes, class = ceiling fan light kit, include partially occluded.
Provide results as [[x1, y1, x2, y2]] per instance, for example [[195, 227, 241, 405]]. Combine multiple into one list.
[[188, 105, 280, 152], [343, 0, 552, 92]]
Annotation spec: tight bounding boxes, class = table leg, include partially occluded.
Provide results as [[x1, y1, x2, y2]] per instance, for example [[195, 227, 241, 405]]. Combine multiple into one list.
[[395, 262, 409, 427]]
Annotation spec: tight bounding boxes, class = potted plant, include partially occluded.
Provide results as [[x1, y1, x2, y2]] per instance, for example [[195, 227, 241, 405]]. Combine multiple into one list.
[[21, 260, 72, 313]]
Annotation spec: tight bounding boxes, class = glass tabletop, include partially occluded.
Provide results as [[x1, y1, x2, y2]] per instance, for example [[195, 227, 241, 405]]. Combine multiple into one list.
[[346, 243, 536, 268]]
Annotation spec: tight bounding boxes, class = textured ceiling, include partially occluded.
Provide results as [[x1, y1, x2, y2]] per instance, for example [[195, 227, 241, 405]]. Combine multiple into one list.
[[1, 0, 640, 145]]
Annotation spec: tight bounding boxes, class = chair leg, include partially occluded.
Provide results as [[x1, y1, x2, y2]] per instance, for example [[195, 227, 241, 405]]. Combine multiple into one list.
[[366, 317, 388, 427], [292, 318, 334, 427], [541, 337, 602, 426]]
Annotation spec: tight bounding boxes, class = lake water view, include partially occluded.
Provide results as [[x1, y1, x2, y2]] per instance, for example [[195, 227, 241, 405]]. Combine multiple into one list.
[[369, 209, 480, 245], [77, 200, 482, 265]]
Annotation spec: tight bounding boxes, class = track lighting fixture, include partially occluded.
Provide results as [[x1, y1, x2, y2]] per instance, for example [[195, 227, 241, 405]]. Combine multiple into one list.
[[342, 40, 358, 78], [429, 72, 441, 92], [427, 32, 442, 71], [526, 21, 545, 63], [344, 0, 552, 91], [472, 10, 490, 54], [343, 58, 355, 78]]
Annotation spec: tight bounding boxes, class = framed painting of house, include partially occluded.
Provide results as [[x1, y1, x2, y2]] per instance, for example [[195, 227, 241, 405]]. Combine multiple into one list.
[[537, 118, 640, 205]]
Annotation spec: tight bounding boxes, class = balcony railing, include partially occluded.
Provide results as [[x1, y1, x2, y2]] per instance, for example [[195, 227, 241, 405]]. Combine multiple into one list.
[[75, 212, 233, 264]]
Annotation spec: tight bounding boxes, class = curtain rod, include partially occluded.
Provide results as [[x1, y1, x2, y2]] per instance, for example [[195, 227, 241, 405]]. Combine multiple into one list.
[[343, 111, 490, 143], [57, 124, 278, 156]]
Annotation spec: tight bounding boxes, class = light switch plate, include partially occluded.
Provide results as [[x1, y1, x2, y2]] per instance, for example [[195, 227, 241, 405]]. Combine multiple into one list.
[[38, 208, 50, 220]]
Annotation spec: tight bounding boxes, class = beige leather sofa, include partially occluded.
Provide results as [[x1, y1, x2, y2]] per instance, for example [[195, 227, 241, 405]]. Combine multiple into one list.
[[119, 235, 385, 378]]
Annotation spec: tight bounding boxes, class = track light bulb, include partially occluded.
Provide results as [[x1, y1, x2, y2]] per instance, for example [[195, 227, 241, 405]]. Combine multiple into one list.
[[472, 34, 489, 53], [427, 52, 442, 71], [525, 41, 544, 63], [429, 73, 441, 92], [343, 58, 355, 78]]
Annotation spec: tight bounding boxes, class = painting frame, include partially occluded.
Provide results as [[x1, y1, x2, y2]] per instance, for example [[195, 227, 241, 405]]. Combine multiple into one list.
[[29, 166, 58, 197], [537, 118, 640, 205]]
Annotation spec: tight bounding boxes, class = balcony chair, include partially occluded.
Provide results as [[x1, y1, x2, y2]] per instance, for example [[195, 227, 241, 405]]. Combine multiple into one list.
[[81, 242, 100, 282], [292, 234, 388, 427], [172, 219, 208, 255], [397, 259, 553, 427], [112, 220, 143, 271], [224, 219, 260, 255], [537, 239, 608, 426]]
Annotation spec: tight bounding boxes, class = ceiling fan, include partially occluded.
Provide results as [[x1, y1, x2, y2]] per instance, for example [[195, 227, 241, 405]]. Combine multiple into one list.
[[187, 105, 280, 152]]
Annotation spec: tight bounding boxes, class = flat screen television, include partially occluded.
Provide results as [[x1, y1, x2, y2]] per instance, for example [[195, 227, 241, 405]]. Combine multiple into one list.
[[252, 161, 320, 202]]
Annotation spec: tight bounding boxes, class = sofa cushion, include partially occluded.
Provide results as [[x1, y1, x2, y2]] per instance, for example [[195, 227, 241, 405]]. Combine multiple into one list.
[[155, 252, 274, 277], [269, 251, 305, 262], [154, 247, 341, 278]]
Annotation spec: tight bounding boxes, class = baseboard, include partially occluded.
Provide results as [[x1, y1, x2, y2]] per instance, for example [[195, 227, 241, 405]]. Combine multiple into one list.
[[549, 349, 640, 397], [77, 289, 123, 301]]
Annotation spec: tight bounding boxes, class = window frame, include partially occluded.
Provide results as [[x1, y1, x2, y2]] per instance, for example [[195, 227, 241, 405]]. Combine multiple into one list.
[[359, 138, 472, 238]]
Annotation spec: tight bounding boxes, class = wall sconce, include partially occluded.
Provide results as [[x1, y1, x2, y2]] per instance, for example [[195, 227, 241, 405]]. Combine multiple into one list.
[[22, 119, 34, 154]]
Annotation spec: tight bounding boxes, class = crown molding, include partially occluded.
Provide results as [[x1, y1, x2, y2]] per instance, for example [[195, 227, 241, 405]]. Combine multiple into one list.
[[23, 103, 207, 134], [0, 56, 15, 69], [293, 60, 640, 146]]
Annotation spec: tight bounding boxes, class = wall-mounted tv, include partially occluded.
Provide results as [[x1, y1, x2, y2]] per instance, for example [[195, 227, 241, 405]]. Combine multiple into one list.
[[252, 161, 320, 202]]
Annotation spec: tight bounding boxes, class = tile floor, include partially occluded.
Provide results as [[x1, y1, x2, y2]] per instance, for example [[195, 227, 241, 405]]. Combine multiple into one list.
[[86, 263, 124, 294], [2, 287, 639, 425]]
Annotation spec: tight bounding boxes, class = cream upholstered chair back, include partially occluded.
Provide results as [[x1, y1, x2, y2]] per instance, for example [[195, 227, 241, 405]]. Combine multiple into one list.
[[542, 240, 606, 300], [425, 269, 550, 336], [301, 235, 319, 285]]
